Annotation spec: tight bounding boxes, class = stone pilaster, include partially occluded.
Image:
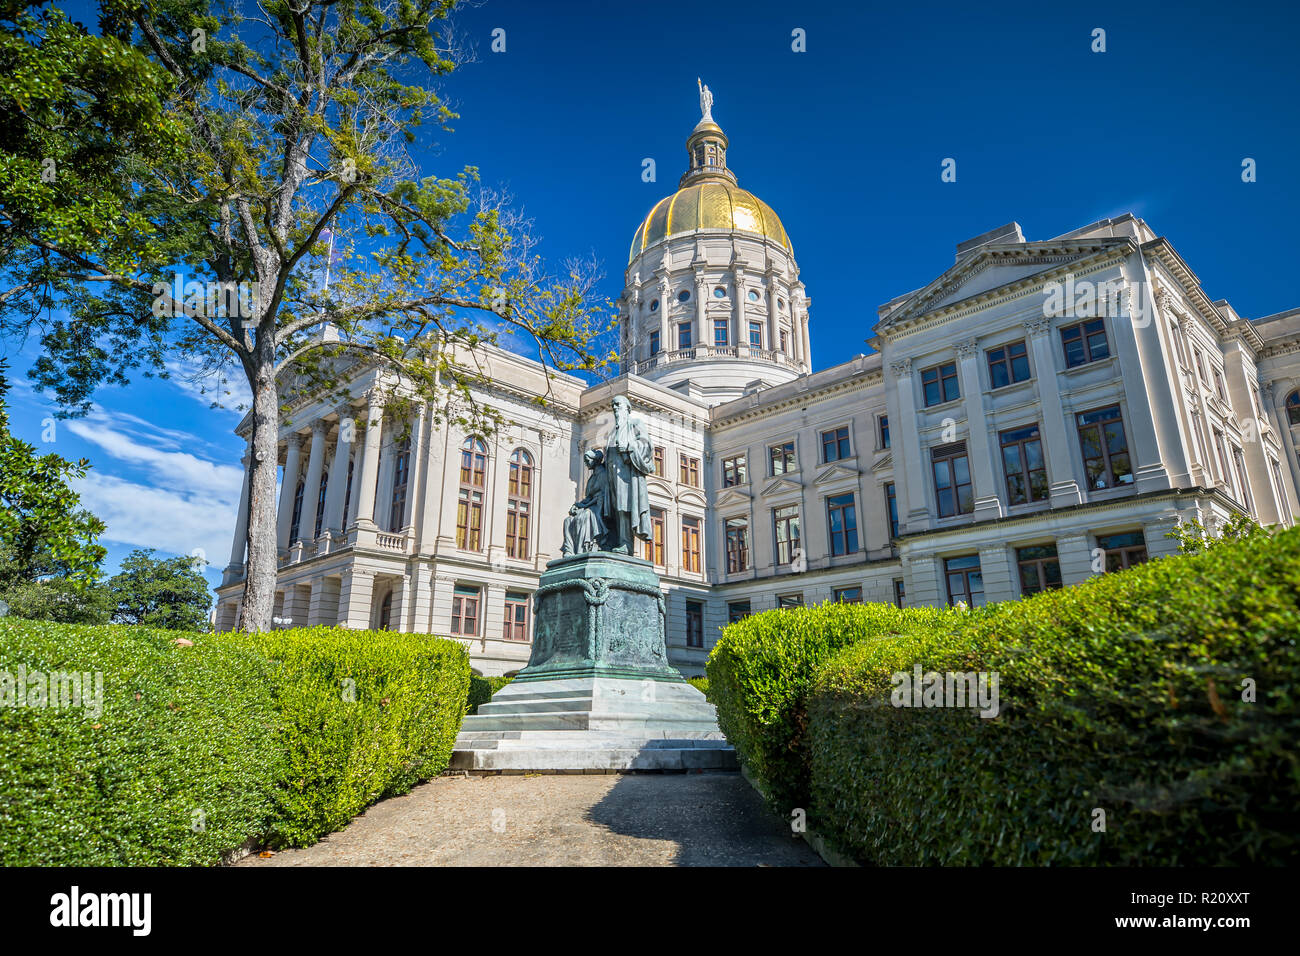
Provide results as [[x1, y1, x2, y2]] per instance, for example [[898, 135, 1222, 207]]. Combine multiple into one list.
[[338, 567, 375, 630], [352, 392, 385, 530], [298, 419, 327, 543], [276, 433, 302, 550], [955, 337, 1002, 519], [1025, 317, 1083, 507]]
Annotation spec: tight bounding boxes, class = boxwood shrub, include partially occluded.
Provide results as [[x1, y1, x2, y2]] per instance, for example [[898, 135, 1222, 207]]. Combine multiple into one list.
[[0, 621, 471, 863], [467, 674, 513, 715], [706, 601, 956, 814], [228, 628, 471, 847], [0, 620, 282, 865], [810, 526, 1300, 865]]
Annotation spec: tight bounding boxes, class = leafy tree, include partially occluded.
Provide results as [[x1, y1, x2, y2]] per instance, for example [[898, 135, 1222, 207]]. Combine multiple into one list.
[[107, 547, 212, 631], [1166, 513, 1269, 555], [0, 0, 612, 632], [0, 357, 108, 621]]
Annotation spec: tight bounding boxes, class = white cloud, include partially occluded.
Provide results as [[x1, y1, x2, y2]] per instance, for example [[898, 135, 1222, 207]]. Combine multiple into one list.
[[64, 415, 243, 496], [164, 358, 253, 414]]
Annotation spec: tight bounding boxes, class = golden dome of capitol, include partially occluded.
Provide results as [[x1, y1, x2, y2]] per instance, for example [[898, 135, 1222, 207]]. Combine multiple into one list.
[[628, 83, 792, 264]]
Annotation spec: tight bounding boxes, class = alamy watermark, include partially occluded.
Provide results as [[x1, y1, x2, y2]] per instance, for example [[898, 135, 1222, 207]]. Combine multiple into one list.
[[151, 273, 258, 319], [0, 666, 103, 719], [890, 664, 1000, 718]]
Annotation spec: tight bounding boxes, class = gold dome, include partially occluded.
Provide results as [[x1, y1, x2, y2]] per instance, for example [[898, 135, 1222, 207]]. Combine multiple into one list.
[[628, 182, 792, 264]]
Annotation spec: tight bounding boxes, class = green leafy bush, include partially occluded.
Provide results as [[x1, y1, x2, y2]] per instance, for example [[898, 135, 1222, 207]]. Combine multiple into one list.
[[810, 526, 1300, 865], [228, 627, 471, 846], [686, 675, 709, 699], [706, 601, 955, 814], [467, 674, 513, 715], [0, 621, 472, 863], [0, 619, 281, 865]]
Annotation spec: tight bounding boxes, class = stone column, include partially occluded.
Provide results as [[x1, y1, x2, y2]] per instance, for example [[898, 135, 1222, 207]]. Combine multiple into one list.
[[403, 402, 429, 536], [323, 406, 354, 535], [276, 433, 302, 550], [1055, 531, 1094, 587], [299, 419, 327, 543], [765, 273, 780, 355], [955, 338, 1002, 519], [694, 267, 707, 347], [1025, 317, 1083, 507], [656, 273, 671, 351], [338, 567, 374, 629], [226, 451, 251, 570], [732, 267, 747, 350], [892, 359, 927, 529], [353, 392, 385, 530], [1111, 278, 1171, 492], [1265, 382, 1300, 517], [307, 575, 340, 626], [977, 545, 1014, 603]]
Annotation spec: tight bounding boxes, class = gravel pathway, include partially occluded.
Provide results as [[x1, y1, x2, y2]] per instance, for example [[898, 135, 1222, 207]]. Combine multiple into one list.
[[238, 771, 825, 867]]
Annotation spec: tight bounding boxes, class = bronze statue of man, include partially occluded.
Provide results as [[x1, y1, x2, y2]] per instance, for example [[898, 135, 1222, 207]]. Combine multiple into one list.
[[602, 396, 654, 554]]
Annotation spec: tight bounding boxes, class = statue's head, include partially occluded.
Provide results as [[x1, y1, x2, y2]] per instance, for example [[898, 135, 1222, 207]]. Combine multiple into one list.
[[583, 448, 604, 467], [611, 395, 630, 422]]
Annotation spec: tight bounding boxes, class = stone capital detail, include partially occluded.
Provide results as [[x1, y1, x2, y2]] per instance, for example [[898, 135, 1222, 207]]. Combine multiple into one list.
[[1023, 316, 1052, 337], [955, 338, 979, 359], [285, 432, 303, 449], [889, 358, 913, 377]]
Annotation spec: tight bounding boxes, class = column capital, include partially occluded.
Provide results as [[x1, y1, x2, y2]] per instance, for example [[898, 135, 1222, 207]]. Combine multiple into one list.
[[1023, 316, 1052, 337], [310, 418, 328, 436], [284, 431, 303, 449], [955, 337, 980, 359], [889, 357, 913, 377]]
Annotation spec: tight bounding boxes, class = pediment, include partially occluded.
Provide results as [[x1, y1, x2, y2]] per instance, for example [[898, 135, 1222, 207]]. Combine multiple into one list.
[[714, 486, 752, 508], [647, 476, 675, 498], [677, 488, 708, 508], [761, 476, 802, 496], [870, 452, 894, 474], [813, 462, 859, 485], [876, 241, 1127, 333]]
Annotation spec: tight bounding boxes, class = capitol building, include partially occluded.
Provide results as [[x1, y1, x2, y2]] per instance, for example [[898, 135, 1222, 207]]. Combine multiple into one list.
[[215, 94, 1300, 677]]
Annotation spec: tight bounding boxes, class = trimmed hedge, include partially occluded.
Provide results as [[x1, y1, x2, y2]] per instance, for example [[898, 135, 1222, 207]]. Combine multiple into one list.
[[0, 620, 281, 865], [467, 674, 513, 715], [706, 602, 956, 814], [0, 621, 471, 864], [809, 527, 1300, 865], [686, 675, 709, 699]]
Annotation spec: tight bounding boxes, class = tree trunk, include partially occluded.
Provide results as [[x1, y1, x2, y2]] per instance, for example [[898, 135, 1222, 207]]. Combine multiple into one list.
[[236, 337, 281, 632]]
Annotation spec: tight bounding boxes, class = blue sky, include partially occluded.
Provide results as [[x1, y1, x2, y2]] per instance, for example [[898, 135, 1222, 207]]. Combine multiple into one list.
[[5, 0, 1299, 588]]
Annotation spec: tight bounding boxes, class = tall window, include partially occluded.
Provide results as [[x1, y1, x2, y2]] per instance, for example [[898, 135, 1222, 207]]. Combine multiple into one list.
[[722, 454, 748, 487], [748, 321, 763, 348], [450, 585, 480, 636], [289, 480, 305, 542], [931, 442, 973, 517], [1212, 428, 1234, 495], [377, 591, 393, 630], [503, 592, 530, 642], [821, 426, 851, 463], [725, 517, 750, 573], [1212, 368, 1228, 402], [1016, 544, 1061, 595], [921, 362, 960, 406], [878, 415, 890, 449], [1076, 405, 1132, 489], [643, 507, 665, 567], [987, 340, 1031, 388], [653, 446, 665, 476], [1231, 446, 1254, 512], [773, 505, 800, 565], [1194, 348, 1208, 383], [944, 554, 984, 607], [678, 322, 693, 350], [892, 578, 906, 608], [769, 440, 796, 475], [685, 600, 704, 648], [457, 437, 487, 551], [649, 330, 660, 356], [314, 472, 329, 538], [1098, 531, 1147, 571], [827, 493, 858, 556], [1287, 390, 1300, 426], [341, 459, 354, 529], [713, 318, 729, 347], [884, 482, 899, 537], [389, 436, 410, 532], [679, 454, 701, 487], [1061, 318, 1110, 368], [682, 517, 701, 574], [506, 448, 533, 559], [728, 601, 751, 623], [1000, 424, 1049, 505], [780, 330, 789, 353]]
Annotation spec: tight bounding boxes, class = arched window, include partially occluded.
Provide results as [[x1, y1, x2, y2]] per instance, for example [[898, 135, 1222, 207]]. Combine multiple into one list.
[[506, 449, 534, 559], [389, 436, 411, 531], [457, 437, 488, 551], [289, 480, 305, 542], [341, 459, 354, 529], [378, 591, 393, 630], [1287, 390, 1300, 426]]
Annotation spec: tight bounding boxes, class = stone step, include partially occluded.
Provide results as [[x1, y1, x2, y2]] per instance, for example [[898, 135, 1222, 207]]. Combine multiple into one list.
[[459, 710, 725, 733], [448, 746, 739, 773], [455, 735, 734, 751]]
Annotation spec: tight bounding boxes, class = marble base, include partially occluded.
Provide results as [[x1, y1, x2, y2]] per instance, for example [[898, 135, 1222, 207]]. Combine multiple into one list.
[[451, 676, 737, 772]]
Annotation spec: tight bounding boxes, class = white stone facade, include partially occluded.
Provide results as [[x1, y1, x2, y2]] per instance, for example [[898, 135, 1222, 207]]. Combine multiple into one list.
[[216, 113, 1300, 678]]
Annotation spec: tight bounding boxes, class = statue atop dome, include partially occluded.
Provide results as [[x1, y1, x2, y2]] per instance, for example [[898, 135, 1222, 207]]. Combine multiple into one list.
[[698, 78, 713, 123]]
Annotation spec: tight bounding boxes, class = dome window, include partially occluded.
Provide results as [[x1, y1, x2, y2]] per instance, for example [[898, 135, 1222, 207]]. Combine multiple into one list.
[[649, 299, 659, 312], [748, 290, 761, 302], [713, 287, 727, 299], [778, 298, 786, 310], [677, 290, 691, 303]]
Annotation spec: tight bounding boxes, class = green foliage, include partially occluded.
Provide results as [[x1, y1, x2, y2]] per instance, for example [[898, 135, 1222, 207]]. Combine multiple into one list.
[[686, 675, 709, 699], [108, 547, 213, 632], [0, 620, 472, 863], [0, 565, 111, 623], [808, 527, 1300, 865], [226, 626, 471, 847], [705, 601, 956, 815], [0, 359, 105, 589], [1166, 513, 1269, 555], [0, 618, 281, 865], [467, 674, 513, 715]]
